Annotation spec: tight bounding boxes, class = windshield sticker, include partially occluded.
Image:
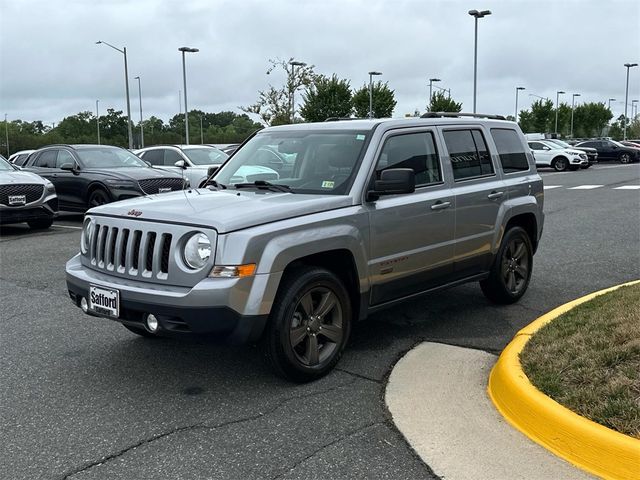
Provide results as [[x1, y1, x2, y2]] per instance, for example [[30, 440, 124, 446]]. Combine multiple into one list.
[[321, 180, 335, 188], [356, 134, 365, 141]]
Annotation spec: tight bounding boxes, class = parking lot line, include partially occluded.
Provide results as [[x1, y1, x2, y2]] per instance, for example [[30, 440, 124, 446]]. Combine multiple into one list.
[[567, 185, 604, 190], [543, 185, 562, 190], [612, 185, 640, 190]]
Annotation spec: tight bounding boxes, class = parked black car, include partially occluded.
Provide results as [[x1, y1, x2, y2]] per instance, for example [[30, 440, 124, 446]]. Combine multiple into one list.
[[23, 145, 186, 212], [574, 140, 640, 164], [544, 139, 598, 166]]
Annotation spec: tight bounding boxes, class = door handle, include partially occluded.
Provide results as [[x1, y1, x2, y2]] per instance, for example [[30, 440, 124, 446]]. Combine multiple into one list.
[[430, 201, 451, 211], [487, 191, 504, 200]]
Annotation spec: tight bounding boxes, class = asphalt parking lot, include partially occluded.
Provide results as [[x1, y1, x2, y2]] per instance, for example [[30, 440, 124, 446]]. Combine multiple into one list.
[[1, 163, 639, 480]]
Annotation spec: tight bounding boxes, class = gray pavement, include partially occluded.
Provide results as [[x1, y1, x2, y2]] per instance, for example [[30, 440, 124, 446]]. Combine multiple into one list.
[[1, 163, 639, 479]]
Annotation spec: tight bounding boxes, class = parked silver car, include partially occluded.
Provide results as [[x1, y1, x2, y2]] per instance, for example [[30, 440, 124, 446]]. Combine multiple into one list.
[[0, 155, 58, 228], [67, 114, 544, 381], [136, 145, 228, 188]]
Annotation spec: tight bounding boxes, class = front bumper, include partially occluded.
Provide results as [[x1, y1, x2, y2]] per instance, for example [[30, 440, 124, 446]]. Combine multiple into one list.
[[0, 197, 58, 225], [66, 254, 274, 343]]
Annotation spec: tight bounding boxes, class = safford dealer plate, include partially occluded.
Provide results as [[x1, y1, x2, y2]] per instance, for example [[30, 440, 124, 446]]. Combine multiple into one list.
[[8, 195, 26, 205], [88, 284, 120, 318]]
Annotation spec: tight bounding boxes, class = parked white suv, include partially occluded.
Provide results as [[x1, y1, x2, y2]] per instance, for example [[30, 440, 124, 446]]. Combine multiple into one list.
[[527, 140, 588, 171], [136, 145, 229, 188]]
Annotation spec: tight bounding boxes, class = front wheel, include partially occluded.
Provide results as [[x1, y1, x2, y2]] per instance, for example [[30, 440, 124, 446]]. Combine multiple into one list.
[[88, 188, 111, 209], [619, 153, 632, 164], [552, 157, 568, 172], [480, 226, 533, 304], [262, 267, 352, 382]]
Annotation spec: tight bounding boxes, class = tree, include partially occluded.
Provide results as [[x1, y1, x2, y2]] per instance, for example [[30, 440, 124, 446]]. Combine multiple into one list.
[[242, 58, 316, 125], [428, 91, 462, 112], [518, 99, 554, 133], [299, 74, 352, 122], [571, 103, 612, 137], [352, 81, 397, 118]]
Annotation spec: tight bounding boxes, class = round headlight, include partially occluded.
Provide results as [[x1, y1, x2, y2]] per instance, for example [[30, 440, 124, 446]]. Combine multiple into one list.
[[81, 218, 93, 254], [183, 233, 211, 269]]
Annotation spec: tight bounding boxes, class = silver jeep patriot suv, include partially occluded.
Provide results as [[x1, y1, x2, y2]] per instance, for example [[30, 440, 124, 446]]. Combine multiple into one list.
[[66, 113, 544, 382]]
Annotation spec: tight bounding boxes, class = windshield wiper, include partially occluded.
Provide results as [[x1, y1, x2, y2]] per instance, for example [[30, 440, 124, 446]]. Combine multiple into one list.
[[234, 181, 292, 193]]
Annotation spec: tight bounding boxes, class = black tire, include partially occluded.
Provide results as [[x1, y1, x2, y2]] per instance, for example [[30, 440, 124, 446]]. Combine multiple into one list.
[[480, 226, 533, 305], [262, 266, 352, 383], [552, 157, 568, 172], [122, 324, 157, 338], [88, 188, 111, 209], [619, 153, 632, 164], [27, 218, 53, 229]]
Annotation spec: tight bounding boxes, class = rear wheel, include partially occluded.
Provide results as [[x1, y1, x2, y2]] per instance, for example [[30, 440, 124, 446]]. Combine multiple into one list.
[[552, 157, 568, 172], [27, 218, 53, 229], [262, 266, 352, 382], [480, 226, 533, 304], [619, 153, 632, 164], [88, 188, 111, 209]]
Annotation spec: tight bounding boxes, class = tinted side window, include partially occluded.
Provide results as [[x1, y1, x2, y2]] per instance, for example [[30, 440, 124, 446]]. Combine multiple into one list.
[[141, 149, 164, 166], [164, 149, 182, 166], [377, 132, 442, 186], [34, 150, 58, 168], [56, 150, 76, 168], [491, 129, 529, 173], [443, 129, 494, 180], [14, 154, 29, 166], [529, 142, 544, 150]]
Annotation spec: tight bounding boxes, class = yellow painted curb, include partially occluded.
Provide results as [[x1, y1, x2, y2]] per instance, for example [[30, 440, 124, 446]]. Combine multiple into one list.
[[488, 280, 640, 480]]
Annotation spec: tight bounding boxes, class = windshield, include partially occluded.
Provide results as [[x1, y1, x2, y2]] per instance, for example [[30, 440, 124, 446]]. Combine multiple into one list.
[[214, 130, 370, 195], [551, 139, 571, 148], [183, 147, 229, 165], [0, 157, 14, 171], [76, 147, 148, 168], [611, 140, 629, 148], [542, 141, 563, 150]]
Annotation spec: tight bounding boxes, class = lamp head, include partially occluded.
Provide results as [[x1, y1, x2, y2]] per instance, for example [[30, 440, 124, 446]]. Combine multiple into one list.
[[517, 86, 525, 91], [368, 71, 383, 76]]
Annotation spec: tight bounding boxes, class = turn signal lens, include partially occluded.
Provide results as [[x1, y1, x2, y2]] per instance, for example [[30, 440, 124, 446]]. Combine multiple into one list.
[[209, 264, 256, 278]]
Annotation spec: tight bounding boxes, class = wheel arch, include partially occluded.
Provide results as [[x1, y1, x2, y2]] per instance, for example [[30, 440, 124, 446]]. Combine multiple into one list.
[[504, 213, 538, 253]]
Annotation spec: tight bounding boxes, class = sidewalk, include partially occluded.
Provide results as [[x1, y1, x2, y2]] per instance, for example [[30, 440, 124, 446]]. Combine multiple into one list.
[[385, 342, 593, 480]]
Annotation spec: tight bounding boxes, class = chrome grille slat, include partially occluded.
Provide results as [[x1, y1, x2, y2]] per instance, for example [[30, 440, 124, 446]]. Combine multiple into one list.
[[139, 231, 149, 277], [96, 226, 108, 267], [116, 229, 129, 272], [104, 227, 116, 270]]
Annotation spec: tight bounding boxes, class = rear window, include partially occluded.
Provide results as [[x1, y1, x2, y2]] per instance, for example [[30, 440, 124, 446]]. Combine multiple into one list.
[[491, 129, 530, 173]]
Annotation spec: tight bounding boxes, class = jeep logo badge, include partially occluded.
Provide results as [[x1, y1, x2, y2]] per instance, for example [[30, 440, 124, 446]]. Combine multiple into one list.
[[127, 209, 143, 217]]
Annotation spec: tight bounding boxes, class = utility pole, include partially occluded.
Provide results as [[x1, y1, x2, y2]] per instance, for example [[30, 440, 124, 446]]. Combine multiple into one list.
[[96, 100, 100, 145]]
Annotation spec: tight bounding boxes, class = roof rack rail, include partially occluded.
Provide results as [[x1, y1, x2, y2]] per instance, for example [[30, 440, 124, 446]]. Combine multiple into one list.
[[324, 117, 362, 122], [420, 112, 507, 120]]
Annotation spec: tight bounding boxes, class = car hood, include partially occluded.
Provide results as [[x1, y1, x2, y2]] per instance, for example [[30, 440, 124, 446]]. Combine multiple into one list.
[[81, 167, 182, 180], [89, 188, 353, 233], [0, 170, 49, 185], [572, 146, 597, 154]]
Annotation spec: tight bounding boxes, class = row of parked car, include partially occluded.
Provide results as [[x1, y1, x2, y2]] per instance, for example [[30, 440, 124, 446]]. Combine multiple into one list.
[[525, 134, 640, 172]]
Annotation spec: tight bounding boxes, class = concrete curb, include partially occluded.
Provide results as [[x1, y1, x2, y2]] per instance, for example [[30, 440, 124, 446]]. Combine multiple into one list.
[[488, 280, 640, 480]]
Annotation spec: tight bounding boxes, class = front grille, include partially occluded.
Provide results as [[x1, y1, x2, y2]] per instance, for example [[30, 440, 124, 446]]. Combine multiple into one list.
[[0, 184, 44, 206], [88, 223, 173, 280], [138, 178, 183, 195]]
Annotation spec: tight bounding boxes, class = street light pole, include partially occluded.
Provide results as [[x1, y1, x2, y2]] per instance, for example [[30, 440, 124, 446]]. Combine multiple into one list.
[[179, 47, 199, 145], [4, 113, 9, 157], [289, 60, 307, 123], [134, 76, 144, 148], [368, 71, 383, 118], [468, 9, 491, 113], [95, 41, 134, 149], [608, 98, 616, 111], [515, 86, 525, 123], [555, 90, 565, 135], [570, 93, 580, 138], [623, 63, 638, 140], [428, 78, 441, 111], [96, 100, 100, 145]]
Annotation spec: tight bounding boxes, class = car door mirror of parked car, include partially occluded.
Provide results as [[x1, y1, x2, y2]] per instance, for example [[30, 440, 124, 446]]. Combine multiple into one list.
[[60, 163, 80, 174], [174, 160, 188, 169], [367, 168, 415, 201]]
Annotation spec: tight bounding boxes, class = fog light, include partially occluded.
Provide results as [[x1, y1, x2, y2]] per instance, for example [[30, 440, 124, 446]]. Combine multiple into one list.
[[80, 297, 88, 313], [145, 314, 159, 333]]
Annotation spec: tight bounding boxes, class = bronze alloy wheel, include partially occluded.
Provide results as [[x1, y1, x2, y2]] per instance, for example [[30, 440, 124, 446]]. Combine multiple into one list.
[[501, 237, 530, 295]]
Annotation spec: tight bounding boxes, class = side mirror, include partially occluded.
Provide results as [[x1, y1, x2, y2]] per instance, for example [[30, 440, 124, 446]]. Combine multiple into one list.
[[174, 160, 187, 169], [367, 168, 415, 201], [60, 163, 79, 174]]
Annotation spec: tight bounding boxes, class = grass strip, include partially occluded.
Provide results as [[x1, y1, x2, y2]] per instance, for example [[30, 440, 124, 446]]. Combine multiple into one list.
[[520, 284, 640, 438]]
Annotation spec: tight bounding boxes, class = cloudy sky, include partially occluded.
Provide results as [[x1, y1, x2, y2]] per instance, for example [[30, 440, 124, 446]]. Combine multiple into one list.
[[1, 0, 639, 126]]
